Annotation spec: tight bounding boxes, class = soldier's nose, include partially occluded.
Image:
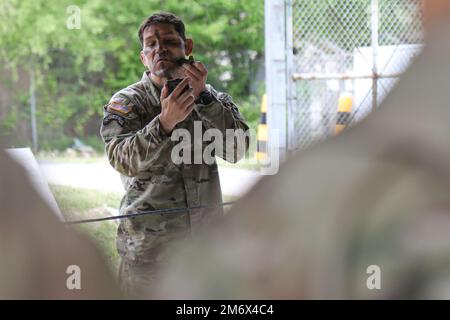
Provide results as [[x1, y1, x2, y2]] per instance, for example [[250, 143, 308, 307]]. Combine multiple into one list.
[[156, 42, 168, 54]]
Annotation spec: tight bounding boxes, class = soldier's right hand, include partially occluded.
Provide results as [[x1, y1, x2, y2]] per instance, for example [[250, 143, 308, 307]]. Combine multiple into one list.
[[159, 78, 195, 134]]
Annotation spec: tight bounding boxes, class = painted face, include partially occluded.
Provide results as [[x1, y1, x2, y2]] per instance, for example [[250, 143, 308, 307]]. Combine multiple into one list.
[[140, 23, 188, 80]]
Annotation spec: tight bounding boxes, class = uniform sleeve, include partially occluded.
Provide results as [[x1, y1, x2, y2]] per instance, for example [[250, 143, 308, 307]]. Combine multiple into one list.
[[100, 94, 172, 177], [194, 88, 250, 163]]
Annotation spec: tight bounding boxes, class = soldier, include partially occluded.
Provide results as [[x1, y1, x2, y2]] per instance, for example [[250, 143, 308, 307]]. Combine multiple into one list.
[[100, 12, 249, 296], [151, 2, 450, 299]]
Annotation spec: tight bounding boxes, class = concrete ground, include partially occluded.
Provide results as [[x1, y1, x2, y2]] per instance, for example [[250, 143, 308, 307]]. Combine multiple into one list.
[[38, 160, 261, 198]]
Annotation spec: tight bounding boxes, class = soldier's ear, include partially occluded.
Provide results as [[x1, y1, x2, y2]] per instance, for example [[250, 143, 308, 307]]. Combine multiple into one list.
[[140, 50, 147, 67], [185, 38, 193, 56]]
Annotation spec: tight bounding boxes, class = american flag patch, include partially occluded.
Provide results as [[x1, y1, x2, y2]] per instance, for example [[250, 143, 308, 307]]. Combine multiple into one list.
[[107, 100, 132, 115]]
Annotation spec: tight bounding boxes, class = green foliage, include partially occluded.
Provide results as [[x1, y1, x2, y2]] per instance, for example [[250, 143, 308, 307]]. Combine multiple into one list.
[[83, 135, 105, 153], [1, 103, 19, 132], [40, 135, 73, 151], [236, 94, 261, 131], [0, 0, 265, 150]]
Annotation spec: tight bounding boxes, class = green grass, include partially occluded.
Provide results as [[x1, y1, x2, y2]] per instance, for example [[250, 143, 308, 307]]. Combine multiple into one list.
[[50, 184, 122, 216], [37, 152, 108, 164], [222, 194, 238, 202], [216, 156, 261, 171], [50, 184, 239, 274], [50, 184, 122, 274]]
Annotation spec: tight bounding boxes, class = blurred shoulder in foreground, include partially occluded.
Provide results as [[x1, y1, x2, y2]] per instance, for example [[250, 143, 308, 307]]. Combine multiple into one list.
[[152, 8, 450, 299], [0, 147, 122, 299]]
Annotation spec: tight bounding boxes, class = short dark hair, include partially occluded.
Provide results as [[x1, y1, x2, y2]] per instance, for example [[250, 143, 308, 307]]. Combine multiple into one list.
[[138, 12, 186, 47]]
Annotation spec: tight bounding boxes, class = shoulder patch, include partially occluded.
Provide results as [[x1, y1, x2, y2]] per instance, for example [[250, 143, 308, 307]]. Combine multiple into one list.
[[103, 114, 125, 127], [107, 100, 133, 115]]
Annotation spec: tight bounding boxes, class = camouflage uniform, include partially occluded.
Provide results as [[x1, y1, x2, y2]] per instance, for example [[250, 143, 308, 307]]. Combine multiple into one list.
[[100, 71, 249, 296]]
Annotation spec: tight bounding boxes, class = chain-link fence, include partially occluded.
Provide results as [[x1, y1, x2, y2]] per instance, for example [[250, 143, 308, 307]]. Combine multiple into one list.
[[287, 0, 424, 152]]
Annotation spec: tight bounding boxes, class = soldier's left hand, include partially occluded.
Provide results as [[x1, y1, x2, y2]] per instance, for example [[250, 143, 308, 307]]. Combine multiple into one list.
[[182, 61, 208, 99]]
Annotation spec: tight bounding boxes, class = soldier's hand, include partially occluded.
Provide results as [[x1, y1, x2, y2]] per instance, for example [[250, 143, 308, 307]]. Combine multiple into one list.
[[182, 61, 208, 98], [159, 78, 195, 134]]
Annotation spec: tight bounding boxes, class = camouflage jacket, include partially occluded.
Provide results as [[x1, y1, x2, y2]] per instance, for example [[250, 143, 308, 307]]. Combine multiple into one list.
[[100, 71, 249, 264]]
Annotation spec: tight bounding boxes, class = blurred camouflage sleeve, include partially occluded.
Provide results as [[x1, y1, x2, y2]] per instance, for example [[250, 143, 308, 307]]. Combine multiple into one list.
[[194, 86, 250, 163], [100, 94, 172, 177]]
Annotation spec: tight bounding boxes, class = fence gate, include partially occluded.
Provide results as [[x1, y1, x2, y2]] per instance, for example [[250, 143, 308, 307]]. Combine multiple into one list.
[[273, 0, 425, 155]]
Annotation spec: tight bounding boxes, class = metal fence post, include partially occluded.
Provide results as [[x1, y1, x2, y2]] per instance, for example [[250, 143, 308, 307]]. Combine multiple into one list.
[[265, 0, 288, 161], [371, 0, 379, 111], [29, 66, 38, 152]]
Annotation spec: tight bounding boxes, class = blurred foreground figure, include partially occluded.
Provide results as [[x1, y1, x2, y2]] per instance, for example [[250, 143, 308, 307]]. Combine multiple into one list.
[[153, 3, 450, 299], [0, 148, 121, 299]]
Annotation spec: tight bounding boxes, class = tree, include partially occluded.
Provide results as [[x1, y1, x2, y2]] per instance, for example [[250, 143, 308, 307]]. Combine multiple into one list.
[[0, 0, 264, 149]]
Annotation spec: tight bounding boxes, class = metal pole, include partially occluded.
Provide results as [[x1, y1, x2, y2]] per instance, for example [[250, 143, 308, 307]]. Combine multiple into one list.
[[371, 0, 379, 110], [29, 67, 38, 152], [285, 0, 295, 152], [265, 0, 287, 161]]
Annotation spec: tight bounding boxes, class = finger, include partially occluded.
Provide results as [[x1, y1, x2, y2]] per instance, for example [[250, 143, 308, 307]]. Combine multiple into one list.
[[184, 102, 195, 114], [193, 61, 207, 74], [183, 67, 201, 81], [172, 78, 190, 98], [161, 84, 169, 99], [184, 61, 202, 73], [182, 64, 202, 78], [180, 92, 195, 107], [177, 87, 195, 103]]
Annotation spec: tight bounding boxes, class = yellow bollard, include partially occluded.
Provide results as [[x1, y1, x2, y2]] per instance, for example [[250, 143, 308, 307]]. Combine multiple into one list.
[[335, 92, 353, 135], [256, 94, 268, 161]]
